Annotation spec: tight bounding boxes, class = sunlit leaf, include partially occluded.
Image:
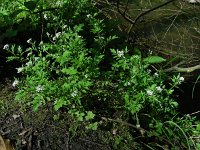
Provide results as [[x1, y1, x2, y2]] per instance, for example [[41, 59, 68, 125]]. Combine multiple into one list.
[[10, 9, 24, 18], [85, 111, 95, 120], [143, 56, 166, 64]]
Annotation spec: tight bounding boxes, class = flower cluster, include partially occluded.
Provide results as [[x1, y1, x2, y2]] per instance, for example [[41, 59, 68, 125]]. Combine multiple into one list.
[[71, 91, 78, 97], [147, 90, 153, 96], [156, 86, 163, 92], [116, 50, 124, 58], [36, 85, 44, 92]]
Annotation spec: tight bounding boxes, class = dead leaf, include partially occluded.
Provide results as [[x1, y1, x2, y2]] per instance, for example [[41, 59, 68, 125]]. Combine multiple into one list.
[[0, 135, 15, 150], [12, 114, 20, 120]]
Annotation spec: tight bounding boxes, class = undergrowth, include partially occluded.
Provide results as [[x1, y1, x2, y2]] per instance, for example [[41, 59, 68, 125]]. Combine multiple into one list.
[[1, 0, 200, 149]]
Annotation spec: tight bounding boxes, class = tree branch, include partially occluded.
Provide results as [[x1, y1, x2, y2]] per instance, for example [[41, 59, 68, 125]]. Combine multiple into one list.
[[164, 63, 200, 72], [116, 0, 177, 34]]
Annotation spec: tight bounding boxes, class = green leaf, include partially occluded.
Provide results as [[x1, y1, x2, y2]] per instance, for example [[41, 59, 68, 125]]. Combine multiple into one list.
[[196, 124, 200, 131], [110, 49, 116, 54], [54, 98, 66, 110], [91, 122, 98, 130], [4, 28, 17, 38], [86, 122, 98, 130], [85, 111, 95, 121], [143, 56, 166, 64], [77, 112, 85, 121], [197, 143, 200, 150], [74, 24, 84, 32], [10, 9, 24, 18], [24, 1, 37, 11], [62, 67, 77, 75], [134, 48, 142, 56]]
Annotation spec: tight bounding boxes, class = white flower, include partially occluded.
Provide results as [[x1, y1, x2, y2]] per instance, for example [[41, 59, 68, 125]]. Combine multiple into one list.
[[124, 82, 131, 86], [3, 44, 9, 50], [17, 67, 23, 73], [53, 36, 56, 41], [71, 91, 78, 97], [34, 57, 39, 61], [12, 80, 19, 87], [116, 50, 124, 57], [27, 52, 32, 57], [63, 25, 67, 29], [46, 32, 50, 37], [26, 61, 32, 67], [86, 14, 92, 18], [153, 72, 159, 77], [56, 1, 63, 6], [39, 41, 43, 45], [27, 38, 32, 44], [84, 74, 88, 78], [36, 85, 44, 92], [147, 69, 152, 73], [156, 86, 163, 92], [55, 32, 61, 38], [179, 77, 184, 82], [147, 90, 153, 96], [148, 49, 153, 55], [44, 14, 48, 20]]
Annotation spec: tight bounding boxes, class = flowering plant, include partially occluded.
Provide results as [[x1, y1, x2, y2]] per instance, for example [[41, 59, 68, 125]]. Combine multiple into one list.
[[110, 48, 182, 116], [3, 0, 200, 149]]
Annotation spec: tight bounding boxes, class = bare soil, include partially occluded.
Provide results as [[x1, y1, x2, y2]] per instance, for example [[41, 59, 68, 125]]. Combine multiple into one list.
[[0, 82, 111, 150]]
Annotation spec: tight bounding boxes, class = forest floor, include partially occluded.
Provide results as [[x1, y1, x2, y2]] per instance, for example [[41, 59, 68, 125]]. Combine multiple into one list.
[[0, 81, 112, 150]]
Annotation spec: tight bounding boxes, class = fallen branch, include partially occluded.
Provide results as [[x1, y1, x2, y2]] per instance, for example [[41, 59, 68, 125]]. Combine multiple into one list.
[[164, 63, 200, 72], [101, 117, 145, 136]]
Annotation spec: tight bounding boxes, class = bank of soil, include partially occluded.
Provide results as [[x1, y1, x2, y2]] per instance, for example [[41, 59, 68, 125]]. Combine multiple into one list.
[[0, 83, 112, 150]]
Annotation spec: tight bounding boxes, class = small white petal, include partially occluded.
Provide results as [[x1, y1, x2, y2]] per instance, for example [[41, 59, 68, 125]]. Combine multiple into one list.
[[3, 44, 9, 50], [36, 85, 44, 92], [55, 32, 61, 38], [27, 38, 32, 44], [53, 36, 56, 41], [12, 80, 19, 87], [46, 32, 50, 37], [44, 14, 48, 20], [179, 77, 184, 82], [26, 61, 32, 67], [154, 73, 159, 77], [116, 50, 124, 57], [147, 90, 153, 96], [156, 86, 162, 92], [17, 67, 23, 73], [34, 57, 39, 61], [71, 91, 78, 97], [63, 25, 67, 29]]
